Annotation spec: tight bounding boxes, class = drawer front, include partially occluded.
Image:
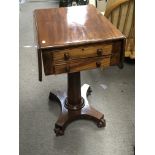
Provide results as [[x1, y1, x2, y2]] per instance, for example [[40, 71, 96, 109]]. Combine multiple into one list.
[[53, 57, 110, 74], [52, 44, 112, 62], [42, 40, 123, 75]]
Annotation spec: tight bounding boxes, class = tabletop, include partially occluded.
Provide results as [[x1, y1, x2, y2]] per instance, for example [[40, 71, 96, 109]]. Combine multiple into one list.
[[34, 4, 124, 49]]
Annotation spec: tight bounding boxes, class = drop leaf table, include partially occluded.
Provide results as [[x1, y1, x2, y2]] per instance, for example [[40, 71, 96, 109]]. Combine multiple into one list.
[[34, 4, 126, 136]]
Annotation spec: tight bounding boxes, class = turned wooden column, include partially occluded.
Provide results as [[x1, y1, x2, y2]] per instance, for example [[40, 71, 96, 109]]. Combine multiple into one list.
[[65, 72, 85, 110]]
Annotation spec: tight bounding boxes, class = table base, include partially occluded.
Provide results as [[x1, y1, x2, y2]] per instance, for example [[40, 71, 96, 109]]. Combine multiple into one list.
[[49, 84, 106, 136]]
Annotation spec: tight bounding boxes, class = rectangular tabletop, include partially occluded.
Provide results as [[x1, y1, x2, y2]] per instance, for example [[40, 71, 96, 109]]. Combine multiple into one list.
[[34, 4, 124, 49]]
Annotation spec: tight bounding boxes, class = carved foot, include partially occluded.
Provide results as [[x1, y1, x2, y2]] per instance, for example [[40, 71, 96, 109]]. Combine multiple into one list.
[[97, 117, 106, 128], [54, 124, 64, 136]]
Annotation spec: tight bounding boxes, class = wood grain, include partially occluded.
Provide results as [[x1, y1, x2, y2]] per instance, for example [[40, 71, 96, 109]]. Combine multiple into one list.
[[33, 5, 125, 136], [105, 0, 134, 59], [104, 0, 129, 17], [54, 57, 111, 75], [117, 5, 122, 28], [34, 4, 124, 49], [52, 44, 112, 61], [42, 40, 124, 75], [34, 5, 126, 77], [122, 0, 131, 34]]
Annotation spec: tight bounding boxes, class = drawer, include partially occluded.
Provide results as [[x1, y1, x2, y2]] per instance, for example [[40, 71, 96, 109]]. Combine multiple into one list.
[[53, 56, 110, 74], [42, 40, 123, 75], [52, 44, 112, 61]]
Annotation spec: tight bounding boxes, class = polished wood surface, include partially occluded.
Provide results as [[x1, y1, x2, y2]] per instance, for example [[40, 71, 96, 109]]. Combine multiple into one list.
[[43, 54, 111, 75], [34, 4, 124, 49], [52, 43, 112, 61], [34, 4, 126, 80], [42, 40, 123, 75], [49, 82, 106, 136], [34, 5, 126, 136]]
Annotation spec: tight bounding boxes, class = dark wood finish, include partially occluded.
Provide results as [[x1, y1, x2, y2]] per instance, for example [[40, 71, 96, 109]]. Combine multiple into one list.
[[49, 83, 106, 136], [34, 5, 126, 136], [41, 40, 124, 75], [52, 43, 112, 61], [37, 49, 42, 81], [66, 72, 84, 110], [34, 5, 124, 49], [43, 54, 111, 75], [34, 4, 126, 77]]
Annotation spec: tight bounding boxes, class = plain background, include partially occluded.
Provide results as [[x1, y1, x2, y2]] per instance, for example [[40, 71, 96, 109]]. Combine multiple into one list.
[[0, 1, 155, 155]]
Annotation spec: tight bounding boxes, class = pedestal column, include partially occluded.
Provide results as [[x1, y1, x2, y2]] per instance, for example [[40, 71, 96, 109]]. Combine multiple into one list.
[[65, 72, 84, 110]]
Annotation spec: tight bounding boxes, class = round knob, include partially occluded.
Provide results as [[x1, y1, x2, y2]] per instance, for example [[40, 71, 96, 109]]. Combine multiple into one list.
[[97, 49, 103, 56], [64, 52, 70, 60], [65, 66, 70, 72], [96, 61, 101, 68]]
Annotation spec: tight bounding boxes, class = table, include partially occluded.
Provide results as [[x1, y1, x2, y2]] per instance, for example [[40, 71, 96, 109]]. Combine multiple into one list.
[[34, 4, 125, 136]]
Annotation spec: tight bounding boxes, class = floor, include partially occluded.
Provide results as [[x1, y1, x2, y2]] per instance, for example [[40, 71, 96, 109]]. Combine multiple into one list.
[[19, 1, 135, 155]]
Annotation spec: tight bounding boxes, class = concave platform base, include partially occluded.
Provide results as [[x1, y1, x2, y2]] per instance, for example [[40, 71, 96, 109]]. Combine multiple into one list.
[[49, 84, 106, 136]]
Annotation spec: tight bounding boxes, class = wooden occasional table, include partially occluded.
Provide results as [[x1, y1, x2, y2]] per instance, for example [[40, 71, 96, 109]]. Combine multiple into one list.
[[34, 5, 125, 136]]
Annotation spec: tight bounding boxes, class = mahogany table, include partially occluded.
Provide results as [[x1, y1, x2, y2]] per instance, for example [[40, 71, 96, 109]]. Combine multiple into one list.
[[34, 5, 125, 136]]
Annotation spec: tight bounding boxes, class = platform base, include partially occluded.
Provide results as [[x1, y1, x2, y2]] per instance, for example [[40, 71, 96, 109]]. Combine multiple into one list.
[[49, 84, 106, 136]]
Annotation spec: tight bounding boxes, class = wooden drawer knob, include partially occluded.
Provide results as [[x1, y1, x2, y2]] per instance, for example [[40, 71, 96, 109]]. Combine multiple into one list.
[[96, 61, 101, 68], [65, 66, 70, 72], [64, 52, 70, 60], [97, 49, 103, 56]]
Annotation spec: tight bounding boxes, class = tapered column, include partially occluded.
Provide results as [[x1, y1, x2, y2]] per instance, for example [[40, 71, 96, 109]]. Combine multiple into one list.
[[65, 72, 84, 110]]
